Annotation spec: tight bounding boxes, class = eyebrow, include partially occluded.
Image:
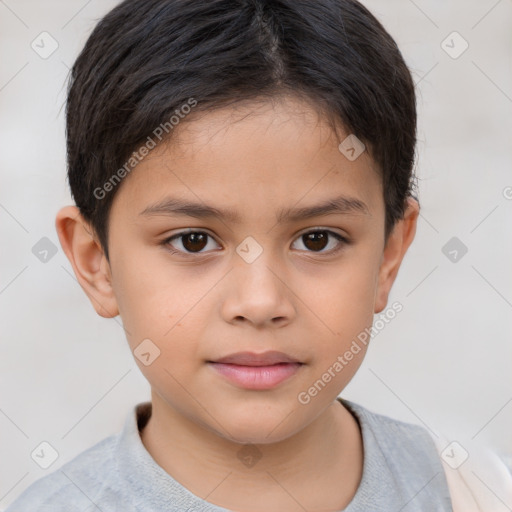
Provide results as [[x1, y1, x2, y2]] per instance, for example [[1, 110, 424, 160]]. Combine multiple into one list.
[[139, 194, 370, 223]]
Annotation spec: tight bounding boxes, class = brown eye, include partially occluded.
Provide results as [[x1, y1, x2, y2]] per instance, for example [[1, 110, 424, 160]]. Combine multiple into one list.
[[291, 229, 347, 254], [163, 231, 220, 254], [181, 233, 208, 252], [302, 231, 329, 251]]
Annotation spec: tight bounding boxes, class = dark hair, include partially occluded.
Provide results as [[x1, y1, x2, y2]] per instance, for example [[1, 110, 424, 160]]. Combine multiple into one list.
[[65, 0, 418, 263]]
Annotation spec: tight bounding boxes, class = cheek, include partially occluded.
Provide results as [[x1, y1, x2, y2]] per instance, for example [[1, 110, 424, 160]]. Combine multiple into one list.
[[110, 251, 197, 349], [300, 255, 378, 334], [123, 299, 206, 391]]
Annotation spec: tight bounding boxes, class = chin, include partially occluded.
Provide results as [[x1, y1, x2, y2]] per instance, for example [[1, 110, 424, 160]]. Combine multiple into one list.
[[212, 407, 303, 446]]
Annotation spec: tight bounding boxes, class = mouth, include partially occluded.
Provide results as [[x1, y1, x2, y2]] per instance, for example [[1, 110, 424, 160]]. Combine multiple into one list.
[[207, 351, 304, 390], [209, 350, 301, 366]]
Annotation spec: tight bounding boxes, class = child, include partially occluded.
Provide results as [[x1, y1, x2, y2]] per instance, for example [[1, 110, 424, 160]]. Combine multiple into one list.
[[6, 0, 465, 510]]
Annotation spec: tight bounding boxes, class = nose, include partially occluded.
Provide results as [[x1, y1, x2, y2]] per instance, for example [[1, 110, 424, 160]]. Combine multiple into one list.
[[220, 250, 296, 329]]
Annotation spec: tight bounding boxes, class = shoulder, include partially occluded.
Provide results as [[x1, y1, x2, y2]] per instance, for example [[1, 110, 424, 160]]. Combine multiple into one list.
[[339, 398, 453, 510], [341, 398, 441, 462], [5, 432, 122, 512]]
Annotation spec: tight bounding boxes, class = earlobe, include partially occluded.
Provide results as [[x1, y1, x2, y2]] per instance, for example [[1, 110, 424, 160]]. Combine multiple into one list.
[[55, 205, 119, 318], [374, 197, 419, 314]]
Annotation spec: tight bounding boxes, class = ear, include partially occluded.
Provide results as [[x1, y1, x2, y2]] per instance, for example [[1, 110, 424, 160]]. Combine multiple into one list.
[[374, 197, 419, 313], [55, 205, 119, 318]]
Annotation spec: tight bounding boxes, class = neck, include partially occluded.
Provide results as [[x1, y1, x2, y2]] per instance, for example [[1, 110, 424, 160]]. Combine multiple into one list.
[[140, 392, 363, 512]]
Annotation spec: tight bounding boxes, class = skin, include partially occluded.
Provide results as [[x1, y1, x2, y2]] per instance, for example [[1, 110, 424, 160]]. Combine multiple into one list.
[[56, 94, 419, 512]]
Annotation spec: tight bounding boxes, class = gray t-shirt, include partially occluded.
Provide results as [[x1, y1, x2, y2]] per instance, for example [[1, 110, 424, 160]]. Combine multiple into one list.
[[5, 398, 453, 511]]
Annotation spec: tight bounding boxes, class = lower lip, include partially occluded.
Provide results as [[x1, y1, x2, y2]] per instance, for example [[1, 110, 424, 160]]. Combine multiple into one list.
[[208, 362, 302, 390]]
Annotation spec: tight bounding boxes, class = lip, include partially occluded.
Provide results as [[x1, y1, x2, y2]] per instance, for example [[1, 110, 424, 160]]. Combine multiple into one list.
[[208, 362, 303, 390], [210, 350, 301, 366], [207, 351, 303, 390]]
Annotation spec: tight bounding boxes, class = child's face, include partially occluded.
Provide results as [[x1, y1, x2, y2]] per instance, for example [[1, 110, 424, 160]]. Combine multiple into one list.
[[65, 95, 418, 444]]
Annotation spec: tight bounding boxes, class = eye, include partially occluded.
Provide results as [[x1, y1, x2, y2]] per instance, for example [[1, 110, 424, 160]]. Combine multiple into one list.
[[162, 230, 221, 255], [162, 228, 349, 257], [291, 229, 349, 254]]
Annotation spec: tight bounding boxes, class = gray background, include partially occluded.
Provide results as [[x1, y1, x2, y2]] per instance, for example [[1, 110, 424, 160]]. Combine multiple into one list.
[[1, 0, 511, 509]]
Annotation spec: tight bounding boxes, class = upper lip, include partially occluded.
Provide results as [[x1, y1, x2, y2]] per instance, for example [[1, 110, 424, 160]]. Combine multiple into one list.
[[209, 350, 301, 366]]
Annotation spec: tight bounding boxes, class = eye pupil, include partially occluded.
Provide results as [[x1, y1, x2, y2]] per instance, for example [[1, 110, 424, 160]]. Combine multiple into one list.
[[303, 231, 328, 251], [183, 233, 208, 252]]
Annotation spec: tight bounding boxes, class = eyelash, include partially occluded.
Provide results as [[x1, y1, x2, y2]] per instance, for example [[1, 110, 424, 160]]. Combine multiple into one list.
[[161, 228, 350, 257]]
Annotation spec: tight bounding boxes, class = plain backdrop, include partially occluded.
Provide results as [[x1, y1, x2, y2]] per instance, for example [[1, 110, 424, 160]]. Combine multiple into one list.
[[1, 0, 511, 509]]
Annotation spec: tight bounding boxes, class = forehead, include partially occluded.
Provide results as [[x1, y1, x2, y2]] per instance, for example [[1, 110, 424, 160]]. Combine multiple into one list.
[[110, 96, 383, 223]]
